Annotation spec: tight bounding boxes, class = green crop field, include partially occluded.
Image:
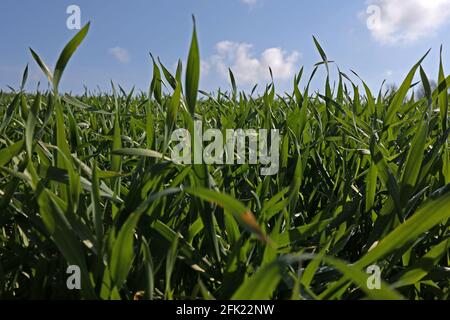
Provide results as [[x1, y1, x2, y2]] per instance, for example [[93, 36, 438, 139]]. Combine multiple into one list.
[[0, 20, 449, 300]]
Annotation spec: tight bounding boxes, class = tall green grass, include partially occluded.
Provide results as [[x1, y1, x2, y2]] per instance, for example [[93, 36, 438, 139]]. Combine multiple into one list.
[[0, 20, 449, 300]]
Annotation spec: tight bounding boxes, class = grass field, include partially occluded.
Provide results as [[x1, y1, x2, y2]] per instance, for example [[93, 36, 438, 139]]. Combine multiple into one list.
[[0, 20, 449, 300]]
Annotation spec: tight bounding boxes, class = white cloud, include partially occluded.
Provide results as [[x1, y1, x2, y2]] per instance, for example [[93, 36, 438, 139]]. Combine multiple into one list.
[[201, 60, 211, 76], [241, 0, 258, 5], [365, 0, 450, 44], [207, 41, 299, 85], [108, 47, 130, 63]]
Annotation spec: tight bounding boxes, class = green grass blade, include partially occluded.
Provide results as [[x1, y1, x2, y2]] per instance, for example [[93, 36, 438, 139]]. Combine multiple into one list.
[[231, 260, 284, 300], [53, 22, 90, 92], [185, 16, 200, 115]]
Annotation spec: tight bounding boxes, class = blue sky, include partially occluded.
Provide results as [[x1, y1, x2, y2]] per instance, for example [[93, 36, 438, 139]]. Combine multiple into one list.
[[1, 0, 450, 94]]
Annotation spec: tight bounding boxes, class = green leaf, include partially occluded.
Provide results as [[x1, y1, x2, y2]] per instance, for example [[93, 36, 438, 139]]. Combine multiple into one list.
[[150, 53, 162, 105], [288, 254, 404, 300], [53, 22, 90, 92], [29, 48, 53, 83], [20, 64, 29, 91], [393, 238, 450, 288], [365, 161, 378, 213], [111, 114, 122, 173], [166, 76, 182, 136], [185, 187, 266, 241], [0, 140, 24, 167], [158, 57, 177, 90], [231, 260, 284, 300], [229, 68, 237, 101], [384, 50, 429, 126], [91, 164, 103, 254], [400, 117, 428, 203], [0, 94, 20, 133], [438, 46, 448, 132], [141, 238, 154, 300], [36, 189, 97, 298], [110, 212, 142, 289], [419, 66, 432, 106], [165, 235, 179, 299], [312, 36, 329, 74], [185, 16, 200, 115], [358, 191, 450, 268], [25, 94, 40, 158], [112, 148, 168, 161]]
